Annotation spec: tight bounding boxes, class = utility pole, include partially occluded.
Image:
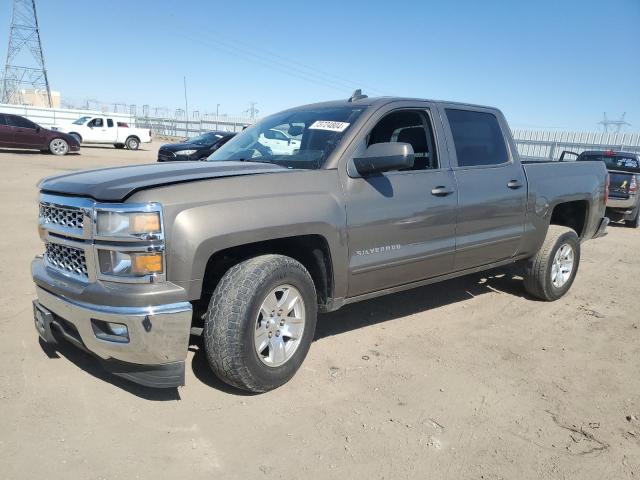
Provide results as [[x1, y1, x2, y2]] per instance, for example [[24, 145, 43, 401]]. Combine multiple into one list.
[[1, 0, 52, 107], [183, 76, 189, 137]]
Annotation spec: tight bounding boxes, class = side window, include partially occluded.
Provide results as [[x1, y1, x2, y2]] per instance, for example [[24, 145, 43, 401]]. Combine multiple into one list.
[[94, 118, 103, 128], [8, 115, 36, 129], [0, 114, 7, 125], [446, 109, 509, 167], [107, 118, 114, 127], [367, 110, 438, 170]]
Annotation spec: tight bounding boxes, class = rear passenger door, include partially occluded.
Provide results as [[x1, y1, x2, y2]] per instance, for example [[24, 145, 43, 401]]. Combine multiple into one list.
[[440, 106, 526, 271], [0, 114, 15, 148]]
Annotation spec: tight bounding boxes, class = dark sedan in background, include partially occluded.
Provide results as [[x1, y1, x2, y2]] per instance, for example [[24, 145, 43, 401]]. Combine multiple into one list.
[[0, 113, 80, 155], [157, 131, 235, 162]]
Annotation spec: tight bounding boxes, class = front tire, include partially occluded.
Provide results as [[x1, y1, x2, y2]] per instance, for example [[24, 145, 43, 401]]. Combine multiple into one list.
[[203, 254, 317, 393], [49, 138, 69, 156], [523, 225, 580, 301], [125, 136, 139, 150]]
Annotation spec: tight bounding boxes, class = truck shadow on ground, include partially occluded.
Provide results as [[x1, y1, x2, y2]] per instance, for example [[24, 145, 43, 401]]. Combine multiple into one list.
[[38, 268, 528, 399], [37, 338, 181, 401], [190, 268, 530, 391]]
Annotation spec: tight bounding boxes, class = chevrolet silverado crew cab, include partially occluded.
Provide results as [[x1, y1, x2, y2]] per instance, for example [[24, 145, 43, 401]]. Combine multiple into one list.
[[53, 116, 152, 150], [32, 93, 609, 392]]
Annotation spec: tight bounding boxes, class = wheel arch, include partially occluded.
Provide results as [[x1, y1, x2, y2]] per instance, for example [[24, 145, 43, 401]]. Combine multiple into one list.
[[196, 235, 335, 314], [68, 132, 82, 142], [549, 199, 589, 239]]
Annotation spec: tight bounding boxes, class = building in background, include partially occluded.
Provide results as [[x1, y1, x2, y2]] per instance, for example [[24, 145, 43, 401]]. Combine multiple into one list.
[[5, 88, 60, 108]]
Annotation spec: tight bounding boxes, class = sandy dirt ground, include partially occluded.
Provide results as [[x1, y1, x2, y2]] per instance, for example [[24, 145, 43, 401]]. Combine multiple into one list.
[[0, 142, 639, 480]]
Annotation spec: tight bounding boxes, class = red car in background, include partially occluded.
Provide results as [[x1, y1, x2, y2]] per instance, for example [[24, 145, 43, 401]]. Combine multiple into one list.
[[0, 113, 80, 155]]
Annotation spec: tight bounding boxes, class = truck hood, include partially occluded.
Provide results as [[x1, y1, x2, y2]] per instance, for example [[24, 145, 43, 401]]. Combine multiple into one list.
[[38, 161, 290, 202]]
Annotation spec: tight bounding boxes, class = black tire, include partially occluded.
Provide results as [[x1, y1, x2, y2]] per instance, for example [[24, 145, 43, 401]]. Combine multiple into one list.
[[625, 209, 640, 228], [523, 225, 580, 301], [125, 136, 140, 150], [69, 133, 81, 144], [203, 254, 317, 393], [114, 143, 125, 149]]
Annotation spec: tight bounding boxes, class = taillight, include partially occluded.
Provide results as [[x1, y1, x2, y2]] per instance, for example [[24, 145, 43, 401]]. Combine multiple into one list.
[[630, 175, 638, 194], [604, 172, 610, 205]]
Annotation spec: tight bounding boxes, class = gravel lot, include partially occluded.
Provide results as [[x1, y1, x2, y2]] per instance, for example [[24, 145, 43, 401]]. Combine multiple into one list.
[[1, 143, 639, 479]]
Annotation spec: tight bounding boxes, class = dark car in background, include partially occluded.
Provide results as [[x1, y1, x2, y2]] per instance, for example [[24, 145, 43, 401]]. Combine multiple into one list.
[[157, 131, 235, 162], [0, 113, 80, 155], [562, 150, 640, 227]]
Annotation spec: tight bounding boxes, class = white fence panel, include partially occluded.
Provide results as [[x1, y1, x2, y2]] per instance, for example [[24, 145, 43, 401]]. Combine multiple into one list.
[[0, 103, 134, 129]]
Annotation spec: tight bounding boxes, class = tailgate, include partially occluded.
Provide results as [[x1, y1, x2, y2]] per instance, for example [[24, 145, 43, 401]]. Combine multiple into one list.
[[608, 171, 634, 199]]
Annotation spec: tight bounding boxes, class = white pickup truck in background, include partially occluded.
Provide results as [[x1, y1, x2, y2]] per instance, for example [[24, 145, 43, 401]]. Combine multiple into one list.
[[53, 116, 152, 150]]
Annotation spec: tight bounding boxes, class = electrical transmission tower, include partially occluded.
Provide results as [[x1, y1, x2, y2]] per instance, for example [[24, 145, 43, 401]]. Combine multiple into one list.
[[1, 0, 52, 107], [598, 112, 631, 133]]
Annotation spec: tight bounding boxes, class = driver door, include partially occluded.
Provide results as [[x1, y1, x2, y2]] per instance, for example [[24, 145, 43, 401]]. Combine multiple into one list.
[[85, 118, 110, 142]]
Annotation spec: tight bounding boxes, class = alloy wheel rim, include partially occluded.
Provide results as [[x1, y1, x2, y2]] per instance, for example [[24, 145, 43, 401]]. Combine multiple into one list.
[[551, 243, 574, 288], [254, 284, 305, 368], [51, 139, 67, 154]]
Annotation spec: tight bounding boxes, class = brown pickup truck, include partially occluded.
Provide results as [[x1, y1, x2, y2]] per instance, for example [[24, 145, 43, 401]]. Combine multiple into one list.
[[32, 93, 609, 392]]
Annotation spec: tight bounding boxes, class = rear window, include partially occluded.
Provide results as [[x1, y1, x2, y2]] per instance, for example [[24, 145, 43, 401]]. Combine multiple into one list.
[[446, 109, 509, 167], [579, 154, 640, 173]]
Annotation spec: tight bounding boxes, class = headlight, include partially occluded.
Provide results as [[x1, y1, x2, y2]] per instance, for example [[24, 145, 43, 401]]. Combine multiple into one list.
[[98, 250, 164, 277], [96, 210, 161, 238], [175, 149, 197, 156]]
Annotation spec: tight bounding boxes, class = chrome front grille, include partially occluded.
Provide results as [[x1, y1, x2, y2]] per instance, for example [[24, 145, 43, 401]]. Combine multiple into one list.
[[39, 203, 85, 230], [45, 243, 88, 279]]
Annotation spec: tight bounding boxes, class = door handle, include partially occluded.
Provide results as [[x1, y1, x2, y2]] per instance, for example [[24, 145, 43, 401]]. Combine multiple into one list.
[[431, 186, 454, 196], [507, 180, 523, 189]]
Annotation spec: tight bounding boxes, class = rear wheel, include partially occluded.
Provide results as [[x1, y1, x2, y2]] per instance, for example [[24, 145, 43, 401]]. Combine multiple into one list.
[[625, 209, 640, 228], [49, 138, 69, 156], [125, 136, 139, 150], [523, 225, 580, 301], [203, 254, 317, 393]]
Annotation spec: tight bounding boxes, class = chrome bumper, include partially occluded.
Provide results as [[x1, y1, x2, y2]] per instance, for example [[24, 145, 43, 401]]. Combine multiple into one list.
[[33, 285, 192, 366], [607, 196, 636, 209]]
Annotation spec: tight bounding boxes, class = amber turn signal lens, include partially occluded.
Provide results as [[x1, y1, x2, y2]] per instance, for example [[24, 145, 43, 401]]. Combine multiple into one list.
[[131, 253, 163, 275], [130, 213, 161, 234]]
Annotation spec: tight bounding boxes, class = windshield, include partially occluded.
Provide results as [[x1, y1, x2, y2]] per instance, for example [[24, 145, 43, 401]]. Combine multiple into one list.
[[189, 132, 225, 145], [208, 106, 365, 169], [579, 154, 640, 173], [72, 116, 91, 125]]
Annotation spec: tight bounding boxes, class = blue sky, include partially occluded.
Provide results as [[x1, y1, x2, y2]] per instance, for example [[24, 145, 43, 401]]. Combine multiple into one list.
[[1, 0, 638, 130]]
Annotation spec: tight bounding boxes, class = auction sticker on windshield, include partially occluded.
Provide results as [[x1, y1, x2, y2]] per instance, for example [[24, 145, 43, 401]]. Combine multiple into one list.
[[308, 121, 350, 132]]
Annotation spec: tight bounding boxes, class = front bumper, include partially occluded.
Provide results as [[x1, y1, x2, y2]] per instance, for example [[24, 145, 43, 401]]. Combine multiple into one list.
[[32, 281, 192, 388]]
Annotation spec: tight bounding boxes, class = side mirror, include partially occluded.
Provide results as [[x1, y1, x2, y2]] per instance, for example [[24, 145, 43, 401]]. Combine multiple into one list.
[[353, 143, 415, 175]]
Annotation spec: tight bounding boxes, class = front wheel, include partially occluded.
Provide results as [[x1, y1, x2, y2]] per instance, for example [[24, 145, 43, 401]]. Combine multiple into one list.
[[49, 138, 69, 156], [125, 136, 139, 150], [523, 225, 580, 301], [203, 254, 317, 392]]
